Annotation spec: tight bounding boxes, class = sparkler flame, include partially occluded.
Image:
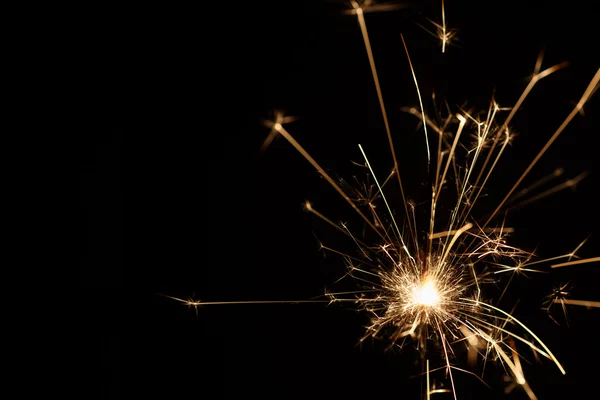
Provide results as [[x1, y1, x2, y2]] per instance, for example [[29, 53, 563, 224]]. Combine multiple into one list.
[[412, 278, 441, 308]]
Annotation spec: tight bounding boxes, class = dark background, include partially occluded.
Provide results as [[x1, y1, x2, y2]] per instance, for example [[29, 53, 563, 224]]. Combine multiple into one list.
[[80, 1, 600, 398]]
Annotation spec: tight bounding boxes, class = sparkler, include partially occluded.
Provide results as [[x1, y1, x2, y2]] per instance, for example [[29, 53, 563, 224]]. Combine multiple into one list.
[[165, 2, 599, 398]]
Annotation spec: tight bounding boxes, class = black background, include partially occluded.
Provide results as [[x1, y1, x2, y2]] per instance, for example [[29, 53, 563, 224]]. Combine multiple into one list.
[[81, 1, 600, 399]]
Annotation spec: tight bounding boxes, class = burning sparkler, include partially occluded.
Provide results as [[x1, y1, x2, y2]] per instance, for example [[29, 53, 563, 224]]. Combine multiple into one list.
[[164, 1, 600, 398]]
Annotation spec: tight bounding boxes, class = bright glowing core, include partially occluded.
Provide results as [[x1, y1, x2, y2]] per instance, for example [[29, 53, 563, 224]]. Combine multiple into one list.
[[413, 279, 441, 307]]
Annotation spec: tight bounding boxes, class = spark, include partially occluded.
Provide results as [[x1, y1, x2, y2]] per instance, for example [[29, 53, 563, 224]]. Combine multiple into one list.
[[543, 282, 572, 324], [552, 256, 600, 268], [161, 294, 334, 308], [419, 0, 458, 53], [555, 299, 600, 308], [260, 112, 297, 153]]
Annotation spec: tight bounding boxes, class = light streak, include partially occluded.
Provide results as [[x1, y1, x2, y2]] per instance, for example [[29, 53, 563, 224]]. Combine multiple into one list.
[[552, 256, 600, 269], [401, 34, 431, 163], [554, 299, 600, 308], [419, 0, 458, 53]]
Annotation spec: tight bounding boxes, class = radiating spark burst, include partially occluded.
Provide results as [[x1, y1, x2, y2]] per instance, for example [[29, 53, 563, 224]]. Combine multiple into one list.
[[166, 3, 600, 398], [262, 5, 597, 395]]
